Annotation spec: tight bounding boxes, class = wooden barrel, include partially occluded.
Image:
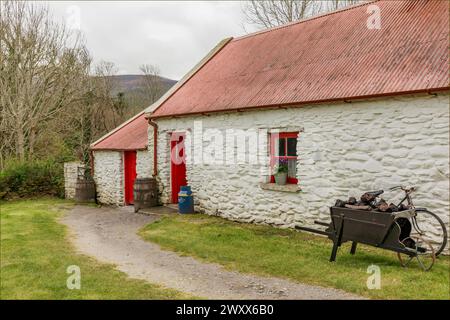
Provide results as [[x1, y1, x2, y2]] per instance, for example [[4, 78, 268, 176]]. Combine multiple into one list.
[[75, 177, 96, 203], [133, 178, 158, 212]]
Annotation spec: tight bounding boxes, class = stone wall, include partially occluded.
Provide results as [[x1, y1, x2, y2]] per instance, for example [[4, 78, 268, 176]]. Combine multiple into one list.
[[93, 151, 124, 205], [64, 162, 84, 199], [151, 93, 449, 250], [136, 149, 152, 178], [93, 149, 152, 205]]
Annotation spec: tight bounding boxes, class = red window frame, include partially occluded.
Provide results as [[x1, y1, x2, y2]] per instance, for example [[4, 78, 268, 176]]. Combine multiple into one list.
[[270, 132, 298, 184]]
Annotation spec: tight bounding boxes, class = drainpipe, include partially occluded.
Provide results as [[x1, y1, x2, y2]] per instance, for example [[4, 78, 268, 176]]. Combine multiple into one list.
[[89, 150, 94, 177], [89, 150, 98, 204], [148, 118, 158, 177]]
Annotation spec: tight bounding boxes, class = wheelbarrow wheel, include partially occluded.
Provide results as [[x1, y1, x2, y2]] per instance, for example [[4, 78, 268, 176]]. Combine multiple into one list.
[[398, 236, 435, 271]]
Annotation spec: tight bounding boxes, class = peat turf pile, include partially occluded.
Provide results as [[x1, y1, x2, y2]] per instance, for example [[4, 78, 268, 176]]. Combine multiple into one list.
[[334, 191, 409, 213]]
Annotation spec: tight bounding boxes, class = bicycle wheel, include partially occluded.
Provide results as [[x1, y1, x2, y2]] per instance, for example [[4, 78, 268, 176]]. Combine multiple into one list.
[[412, 209, 448, 256]]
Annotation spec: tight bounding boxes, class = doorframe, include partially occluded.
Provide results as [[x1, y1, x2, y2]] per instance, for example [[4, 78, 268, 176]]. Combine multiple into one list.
[[170, 131, 187, 204], [123, 150, 137, 205]]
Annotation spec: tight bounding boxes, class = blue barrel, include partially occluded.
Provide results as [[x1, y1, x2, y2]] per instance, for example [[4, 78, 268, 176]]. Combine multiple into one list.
[[178, 186, 194, 214]]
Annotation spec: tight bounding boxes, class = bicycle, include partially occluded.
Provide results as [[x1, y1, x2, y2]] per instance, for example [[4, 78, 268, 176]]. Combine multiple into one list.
[[387, 186, 448, 258]]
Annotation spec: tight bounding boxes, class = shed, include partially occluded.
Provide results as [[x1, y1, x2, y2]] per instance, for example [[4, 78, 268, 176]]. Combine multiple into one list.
[[90, 111, 151, 205]]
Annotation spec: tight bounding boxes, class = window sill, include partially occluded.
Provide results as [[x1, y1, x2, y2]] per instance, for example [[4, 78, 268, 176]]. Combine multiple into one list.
[[259, 183, 301, 193]]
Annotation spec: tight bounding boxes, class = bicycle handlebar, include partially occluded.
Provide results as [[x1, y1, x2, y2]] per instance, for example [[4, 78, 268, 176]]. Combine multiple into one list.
[[388, 186, 417, 193]]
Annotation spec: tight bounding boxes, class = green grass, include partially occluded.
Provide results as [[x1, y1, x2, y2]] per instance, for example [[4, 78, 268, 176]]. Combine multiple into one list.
[[140, 214, 450, 300], [0, 198, 191, 299]]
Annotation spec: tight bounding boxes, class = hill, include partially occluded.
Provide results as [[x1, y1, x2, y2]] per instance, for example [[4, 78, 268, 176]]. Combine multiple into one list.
[[109, 74, 177, 111], [112, 74, 177, 93]]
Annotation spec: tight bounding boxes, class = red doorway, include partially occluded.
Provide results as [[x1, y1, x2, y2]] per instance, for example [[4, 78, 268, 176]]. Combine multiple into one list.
[[124, 150, 137, 205], [171, 132, 187, 204]]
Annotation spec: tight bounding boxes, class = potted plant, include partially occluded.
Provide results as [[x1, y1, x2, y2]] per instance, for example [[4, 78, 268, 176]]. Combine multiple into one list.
[[273, 160, 288, 185]]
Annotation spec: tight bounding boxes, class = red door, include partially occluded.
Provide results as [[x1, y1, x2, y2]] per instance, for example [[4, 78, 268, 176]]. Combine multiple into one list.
[[124, 151, 137, 205], [171, 132, 187, 204]]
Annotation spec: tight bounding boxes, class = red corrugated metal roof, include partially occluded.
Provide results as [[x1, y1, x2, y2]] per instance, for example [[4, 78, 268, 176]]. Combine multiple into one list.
[[91, 112, 148, 150], [151, 0, 449, 118]]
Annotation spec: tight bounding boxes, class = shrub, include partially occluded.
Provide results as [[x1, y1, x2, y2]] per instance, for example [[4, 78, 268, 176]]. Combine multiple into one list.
[[0, 159, 64, 199]]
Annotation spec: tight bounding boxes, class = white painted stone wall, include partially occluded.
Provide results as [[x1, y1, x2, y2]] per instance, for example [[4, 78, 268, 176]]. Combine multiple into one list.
[[148, 125, 170, 205], [93, 149, 152, 205], [93, 151, 124, 205], [64, 162, 84, 199], [136, 149, 152, 178], [151, 93, 449, 251]]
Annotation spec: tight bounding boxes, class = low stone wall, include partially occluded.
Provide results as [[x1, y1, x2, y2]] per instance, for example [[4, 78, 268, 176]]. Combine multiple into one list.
[[64, 162, 84, 199]]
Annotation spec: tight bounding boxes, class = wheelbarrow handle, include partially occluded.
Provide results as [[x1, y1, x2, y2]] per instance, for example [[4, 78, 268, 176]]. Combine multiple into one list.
[[314, 220, 331, 227], [295, 225, 331, 236]]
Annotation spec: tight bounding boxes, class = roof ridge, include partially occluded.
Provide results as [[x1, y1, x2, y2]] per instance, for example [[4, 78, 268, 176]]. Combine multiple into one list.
[[233, 0, 379, 42]]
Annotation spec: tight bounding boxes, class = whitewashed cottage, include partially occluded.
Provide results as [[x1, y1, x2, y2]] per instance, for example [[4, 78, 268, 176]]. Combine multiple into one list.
[[141, 0, 449, 245]]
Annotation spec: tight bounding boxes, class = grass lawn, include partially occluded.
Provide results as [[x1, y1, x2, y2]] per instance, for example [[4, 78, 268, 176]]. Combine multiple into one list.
[[140, 214, 450, 300], [0, 198, 191, 299]]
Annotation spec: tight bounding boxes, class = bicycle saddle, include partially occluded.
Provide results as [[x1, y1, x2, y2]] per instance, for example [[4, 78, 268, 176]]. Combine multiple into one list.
[[365, 190, 384, 197]]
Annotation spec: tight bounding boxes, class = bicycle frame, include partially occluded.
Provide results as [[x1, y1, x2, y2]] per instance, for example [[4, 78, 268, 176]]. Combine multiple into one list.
[[397, 194, 413, 208], [394, 188, 425, 235]]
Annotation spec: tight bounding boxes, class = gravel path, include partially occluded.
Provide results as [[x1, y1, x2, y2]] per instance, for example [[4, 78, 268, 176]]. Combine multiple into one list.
[[61, 205, 362, 300]]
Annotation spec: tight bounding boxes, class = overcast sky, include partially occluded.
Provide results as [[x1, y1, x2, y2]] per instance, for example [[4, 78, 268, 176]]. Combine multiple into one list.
[[47, 1, 257, 80]]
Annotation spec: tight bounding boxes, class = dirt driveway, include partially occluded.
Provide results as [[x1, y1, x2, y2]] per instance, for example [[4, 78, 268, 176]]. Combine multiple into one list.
[[62, 205, 362, 299]]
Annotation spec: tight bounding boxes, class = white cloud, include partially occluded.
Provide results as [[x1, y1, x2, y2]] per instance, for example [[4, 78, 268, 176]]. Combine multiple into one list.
[[46, 1, 257, 80]]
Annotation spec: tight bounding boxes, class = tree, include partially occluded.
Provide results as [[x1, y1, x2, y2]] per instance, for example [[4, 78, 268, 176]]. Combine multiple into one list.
[[65, 61, 129, 165], [139, 64, 164, 105], [242, 0, 362, 29], [0, 1, 169, 169], [0, 1, 90, 162], [325, 0, 362, 11], [91, 60, 123, 130]]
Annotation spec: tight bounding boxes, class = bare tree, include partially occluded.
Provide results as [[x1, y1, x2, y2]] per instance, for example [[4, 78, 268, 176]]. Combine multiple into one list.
[[0, 1, 90, 162], [93, 61, 119, 100], [324, 0, 362, 11], [62, 61, 126, 166], [0, 2, 147, 168], [242, 0, 362, 30], [242, 0, 317, 29], [139, 64, 163, 105], [91, 60, 123, 130]]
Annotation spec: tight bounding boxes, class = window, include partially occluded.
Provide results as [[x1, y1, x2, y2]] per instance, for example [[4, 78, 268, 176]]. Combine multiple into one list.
[[270, 132, 298, 184]]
